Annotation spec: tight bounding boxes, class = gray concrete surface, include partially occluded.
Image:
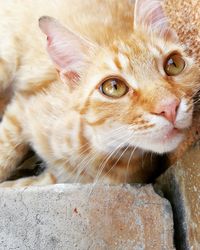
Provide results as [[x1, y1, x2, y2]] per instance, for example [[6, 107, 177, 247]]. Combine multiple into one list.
[[0, 184, 174, 250]]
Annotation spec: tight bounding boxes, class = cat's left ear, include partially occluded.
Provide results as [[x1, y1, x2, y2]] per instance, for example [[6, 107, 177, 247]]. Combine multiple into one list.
[[134, 0, 178, 42], [39, 16, 96, 85]]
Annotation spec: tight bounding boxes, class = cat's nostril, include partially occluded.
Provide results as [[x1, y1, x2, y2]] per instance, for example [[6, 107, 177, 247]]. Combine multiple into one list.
[[153, 99, 180, 124]]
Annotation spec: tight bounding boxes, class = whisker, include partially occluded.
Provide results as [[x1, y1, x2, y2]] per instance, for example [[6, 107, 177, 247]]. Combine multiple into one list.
[[100, 143, 131, 183], [125, 145, 138, 183], [88, 138, 131, 195], [74, 127, 133, 183]]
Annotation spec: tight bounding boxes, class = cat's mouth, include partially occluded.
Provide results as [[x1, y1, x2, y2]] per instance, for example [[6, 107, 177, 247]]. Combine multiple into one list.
[[164, 127, 180, 141]]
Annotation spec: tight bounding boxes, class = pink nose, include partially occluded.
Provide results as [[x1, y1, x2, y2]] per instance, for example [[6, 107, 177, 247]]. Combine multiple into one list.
[[153, 98, 180, 124]]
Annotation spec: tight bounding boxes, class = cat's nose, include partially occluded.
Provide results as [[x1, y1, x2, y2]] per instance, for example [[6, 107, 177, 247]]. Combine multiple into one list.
[[153, 98, 180, 124]]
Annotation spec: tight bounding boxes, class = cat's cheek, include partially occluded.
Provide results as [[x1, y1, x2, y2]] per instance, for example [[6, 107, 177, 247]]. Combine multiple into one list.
[[87, 122, 133, 154]]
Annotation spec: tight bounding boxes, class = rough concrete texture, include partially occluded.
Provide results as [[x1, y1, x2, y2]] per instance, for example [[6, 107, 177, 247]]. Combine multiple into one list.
[[0, 184, 174, 250], [156, 142, 200, 250]]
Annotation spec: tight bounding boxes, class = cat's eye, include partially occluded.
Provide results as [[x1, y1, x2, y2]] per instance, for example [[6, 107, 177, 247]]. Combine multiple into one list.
[[99, 78, 128, 98], [164, 54, 185, 76]]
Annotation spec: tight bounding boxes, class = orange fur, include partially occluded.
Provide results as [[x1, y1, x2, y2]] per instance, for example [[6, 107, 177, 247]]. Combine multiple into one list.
[[0, 0, 199, 187]]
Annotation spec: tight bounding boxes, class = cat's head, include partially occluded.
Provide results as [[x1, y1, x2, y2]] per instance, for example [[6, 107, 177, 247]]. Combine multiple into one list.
[[39, 0, 200, 154]]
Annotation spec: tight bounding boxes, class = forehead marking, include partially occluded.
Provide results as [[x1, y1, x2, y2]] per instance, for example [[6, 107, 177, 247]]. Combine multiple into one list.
[[105, 57, 118, 71], [114, 56, 122, 70], [118, 53, 130, 69]]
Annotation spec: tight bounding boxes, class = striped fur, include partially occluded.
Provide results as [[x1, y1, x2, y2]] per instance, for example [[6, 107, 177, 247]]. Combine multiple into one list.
[[0, 0, 199, 187]]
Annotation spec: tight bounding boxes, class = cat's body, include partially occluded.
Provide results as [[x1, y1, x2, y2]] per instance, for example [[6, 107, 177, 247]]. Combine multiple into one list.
[[0, 0, 199, 186]]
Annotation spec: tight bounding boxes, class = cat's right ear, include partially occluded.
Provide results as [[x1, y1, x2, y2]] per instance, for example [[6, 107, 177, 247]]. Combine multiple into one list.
[[39, 16, 96, 85]]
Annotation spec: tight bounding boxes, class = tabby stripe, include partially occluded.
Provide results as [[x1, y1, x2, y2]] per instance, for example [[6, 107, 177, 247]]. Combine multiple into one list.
[[20, 78, 55, 96], [114, 56, 122, 70], [86, 116, 109, 126], [6, 114, 22, 133]]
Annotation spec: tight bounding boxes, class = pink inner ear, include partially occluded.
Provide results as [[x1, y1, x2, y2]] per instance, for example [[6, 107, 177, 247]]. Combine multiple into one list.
[[134, 0, 178, 41], [134, 0, 167, 28], [39, 16, 94, 81], [47, 39, 84, 71]]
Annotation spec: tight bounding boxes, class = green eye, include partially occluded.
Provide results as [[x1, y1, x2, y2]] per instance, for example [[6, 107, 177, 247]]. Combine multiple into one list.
[[164, 54, 185, 76], [99, 78, 128, 98]]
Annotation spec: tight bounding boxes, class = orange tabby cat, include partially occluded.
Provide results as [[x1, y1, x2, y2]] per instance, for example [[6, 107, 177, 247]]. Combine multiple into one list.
[[0, 0, 199, 186]]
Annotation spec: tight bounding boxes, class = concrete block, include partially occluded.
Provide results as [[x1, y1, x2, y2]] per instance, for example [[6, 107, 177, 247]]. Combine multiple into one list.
[[156, 142, 200, 250], [0, 184, 174, 250]]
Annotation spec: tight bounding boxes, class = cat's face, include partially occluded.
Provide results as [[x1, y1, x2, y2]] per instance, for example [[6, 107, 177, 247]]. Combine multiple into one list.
[[39, 0, 200, 155], [78, 33, 199, 154]]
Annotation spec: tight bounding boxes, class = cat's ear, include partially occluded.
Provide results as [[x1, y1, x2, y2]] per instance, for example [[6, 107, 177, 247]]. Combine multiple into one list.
[[39, 16, 96, 85], [134, 0, 178, 42]]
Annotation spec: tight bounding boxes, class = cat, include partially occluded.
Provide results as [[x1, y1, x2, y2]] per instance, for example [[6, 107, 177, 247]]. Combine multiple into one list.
[[0, 0, 199, 187]]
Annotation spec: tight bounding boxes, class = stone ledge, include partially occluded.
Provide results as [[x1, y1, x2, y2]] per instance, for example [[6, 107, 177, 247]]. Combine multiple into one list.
[[156, 142, 200, 250], [0, 184, 174, 250]]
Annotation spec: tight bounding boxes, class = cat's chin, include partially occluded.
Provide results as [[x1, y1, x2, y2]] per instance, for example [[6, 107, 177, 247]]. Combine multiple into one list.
[[145, 130, 184, 154]]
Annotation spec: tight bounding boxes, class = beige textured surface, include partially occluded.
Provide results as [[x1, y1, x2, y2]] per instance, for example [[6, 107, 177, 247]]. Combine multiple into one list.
[[0, 184, 174, 250], [164, 0, 200, 64]]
